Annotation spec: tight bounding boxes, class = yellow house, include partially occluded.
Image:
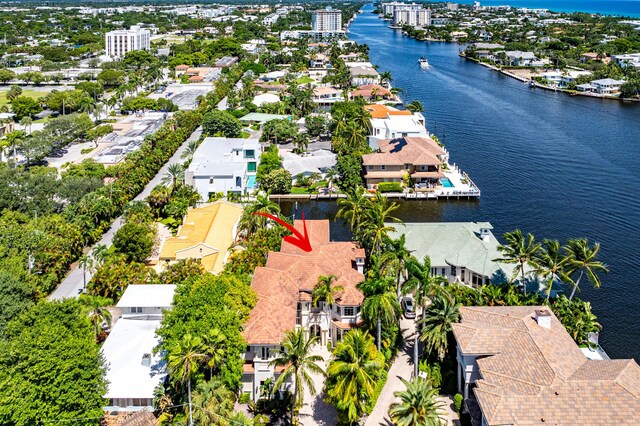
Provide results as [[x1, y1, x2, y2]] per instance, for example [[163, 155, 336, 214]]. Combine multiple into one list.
[[158, 200, 244, 274]]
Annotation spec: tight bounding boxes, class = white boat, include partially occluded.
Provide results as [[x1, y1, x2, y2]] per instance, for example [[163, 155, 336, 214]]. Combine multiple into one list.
[[419, 57, 430, 69]]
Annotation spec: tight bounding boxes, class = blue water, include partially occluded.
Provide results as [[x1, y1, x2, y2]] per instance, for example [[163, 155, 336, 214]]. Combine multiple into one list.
[[449, 0, 640, 17], [441, 177, 455, 188]]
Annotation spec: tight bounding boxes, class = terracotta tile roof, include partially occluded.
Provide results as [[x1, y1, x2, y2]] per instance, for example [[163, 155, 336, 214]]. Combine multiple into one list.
[[453, 306, 640, 425], [243, 220, 365, 345], [362, 137, 445, 167], [351, 84, 391, 98]]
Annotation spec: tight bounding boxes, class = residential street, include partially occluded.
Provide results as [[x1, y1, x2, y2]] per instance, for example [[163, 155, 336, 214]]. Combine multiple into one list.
[[48, 126, 202, 300]]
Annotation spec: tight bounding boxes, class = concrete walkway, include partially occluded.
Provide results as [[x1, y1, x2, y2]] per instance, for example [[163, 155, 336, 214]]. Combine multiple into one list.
[[49, 126, 203, 300], [299, 345, 336, 426]]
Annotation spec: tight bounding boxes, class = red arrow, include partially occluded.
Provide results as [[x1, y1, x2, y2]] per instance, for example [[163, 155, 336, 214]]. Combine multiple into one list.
[[253, 210, 312, 252]]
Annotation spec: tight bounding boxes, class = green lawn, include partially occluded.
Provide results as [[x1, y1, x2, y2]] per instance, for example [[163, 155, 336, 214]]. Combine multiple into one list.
[[290, 187, 311, 194], [296, 76, 314, 85], [0, 89, 53, 108]]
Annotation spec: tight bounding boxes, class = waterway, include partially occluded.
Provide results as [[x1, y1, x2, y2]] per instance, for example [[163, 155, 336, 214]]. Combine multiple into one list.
[[282, 4, 640, 360]]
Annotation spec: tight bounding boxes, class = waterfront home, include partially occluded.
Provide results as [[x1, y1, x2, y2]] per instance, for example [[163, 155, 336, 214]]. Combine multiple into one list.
[[280, 148, 337, 182], [613, 52, 640, 70], [308, 53, 330, 68], [157, 201, 243, 274], [241, 220, 365, 401], [389, 222, 526, 287], [185, 137, 260, 199], [349, 65, 380, 86], [362, 136, 447, 190], [312, 86, 344, 105], [366, 105, 428, 140], [561, 70, 591, 86], [102, 284, 176, 412], [504, 50, 542, 67], [351, 83, 392, 101], [452, 306, 640, 425], [591, 78, 626, 95]]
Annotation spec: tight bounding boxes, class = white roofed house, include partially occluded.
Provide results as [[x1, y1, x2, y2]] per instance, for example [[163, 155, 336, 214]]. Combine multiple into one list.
[[504, 50, 543, 67], [102, 284, 177, 412], [590, 78, 626, 95], [349, 66, 380, 86]]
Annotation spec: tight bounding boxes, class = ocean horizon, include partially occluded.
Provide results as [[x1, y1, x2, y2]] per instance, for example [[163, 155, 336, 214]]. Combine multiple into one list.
[[435, 0, 640, 18]]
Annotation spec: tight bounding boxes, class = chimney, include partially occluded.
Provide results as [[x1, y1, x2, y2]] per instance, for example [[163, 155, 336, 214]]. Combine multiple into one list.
[[141, 353, 152, 367], [534, 309, 552, 329], [355, 257, 365, 274]]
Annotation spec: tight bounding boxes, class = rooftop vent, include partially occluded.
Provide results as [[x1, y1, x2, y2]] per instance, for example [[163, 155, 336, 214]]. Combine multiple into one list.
[[141, 353, 152, 367], [534, 309, 552, 329]]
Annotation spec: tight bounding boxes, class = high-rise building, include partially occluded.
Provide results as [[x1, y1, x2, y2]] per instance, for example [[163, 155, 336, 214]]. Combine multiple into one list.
[[311, 7, 342, 32], [392, 5, 431, 27], [105, 25, 150, 59]]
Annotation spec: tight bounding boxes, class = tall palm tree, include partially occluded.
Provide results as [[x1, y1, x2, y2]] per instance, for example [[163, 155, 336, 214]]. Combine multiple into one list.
[[312, 274, 343, 308], [418, 294, 461, 361], [91, 244, 110, 268], [180, 139, 200, 162], [532, 239, 573, 303], [191, 379, 235, 426], [19, 116, 32, 133], [359, 277, 401, 351], [361, 192, 403, 256], [337, 186, 368, 234], [161, 163, 185, 193], [406, 100, 424, 113], [403, 256, 448, 318], [565, 238, 608, 300], [238, 194, 281, 238], [270, 329, 324, 424], [325, 167, 339, 191], [79, 254, 93, 290], [379, 70, 393, 86], [380, 234, 413, 297], [86, 296, 112, 341], [326, 329, 385, 424], [167, 334, 206, 426], [494, 230, 540, 295], [202, 328, 226, 380], [389, 377, 445, 426]]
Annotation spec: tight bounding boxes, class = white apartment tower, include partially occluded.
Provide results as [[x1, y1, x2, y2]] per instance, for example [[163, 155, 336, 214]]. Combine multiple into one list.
[[312, 7, 342, 32], [105, 25, 151, 59], [393, 6, 431, 27]]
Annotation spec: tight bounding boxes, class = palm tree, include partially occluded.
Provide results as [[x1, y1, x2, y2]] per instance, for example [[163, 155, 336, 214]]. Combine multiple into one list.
[[270, 329, 325, 424], [202, 328, 226, 379], [532, 240, 573, 303], [86, 296, 112, 341], [326, 329, 385, 424], [337, 186, 368, 234], [19, 116, 32, 133], [361, 192, 403, 256], [379, 70, 393, 87], [565, 238, 608, 300], [389, 377, 445, 426], [180, 140, 200, 162], [325, 167, 339, 191], [418, 294, 461, 361], [312, 274, 343, 308], [403, 256, 448, 318], [406, 100, 424, 113], [167, 334, 206, 426], [359, 277, 402, 351], [380, 234, 413, 297], [494, 230, 540, 295], [191, 379, 235, 425], [91, 244, 110, 267], [79, 254, 93, 290], [152, 383, 173, 416], [238, 194, 281, 238], [161, 163, 185, 193]]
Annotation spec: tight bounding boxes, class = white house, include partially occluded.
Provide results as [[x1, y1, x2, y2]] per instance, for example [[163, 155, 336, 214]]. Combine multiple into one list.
[[613, 52, 640, 69], [185, 137, 261, 199], [349, 66, 380, 86], [369, 110, 428, 141], [504, 50, 542, 66], [102, 284, 176, 412], [591, 78, 626, 95], [312, 86, 343, 105]]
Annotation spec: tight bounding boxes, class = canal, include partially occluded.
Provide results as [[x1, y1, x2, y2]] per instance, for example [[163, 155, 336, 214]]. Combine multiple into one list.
[[283, 4, 640, 360]]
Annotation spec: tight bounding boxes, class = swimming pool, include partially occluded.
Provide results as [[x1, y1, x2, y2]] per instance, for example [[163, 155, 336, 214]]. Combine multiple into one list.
[[247, 175, 256, 189], [440, 177, 454, 188]]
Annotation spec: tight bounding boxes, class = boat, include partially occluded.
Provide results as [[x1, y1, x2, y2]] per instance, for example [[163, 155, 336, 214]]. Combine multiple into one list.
[[419, 57, 430, 69]]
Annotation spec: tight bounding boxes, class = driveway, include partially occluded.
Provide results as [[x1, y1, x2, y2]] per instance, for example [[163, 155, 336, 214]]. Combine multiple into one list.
[[48, 126, 203, 300], [299, 345, 337, 426]]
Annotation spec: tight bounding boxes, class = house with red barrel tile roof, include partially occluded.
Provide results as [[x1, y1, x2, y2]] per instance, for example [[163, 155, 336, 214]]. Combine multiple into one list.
[[240, 220, 365, 401]]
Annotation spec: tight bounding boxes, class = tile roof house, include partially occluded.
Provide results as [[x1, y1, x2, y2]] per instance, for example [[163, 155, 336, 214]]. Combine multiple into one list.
[[158, 201, 243, 274], [351, 83, 392, 101], [452, 306, 640, 425], [241, 220, 365, 401], [362, 137, 448, 190]]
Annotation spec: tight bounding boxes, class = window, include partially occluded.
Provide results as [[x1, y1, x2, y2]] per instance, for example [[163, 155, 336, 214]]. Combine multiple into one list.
[[236, 176, 242, 187], [244, 150, 255, 159], [460, 267, 466, 282], [368, 165, 373, 170], [381, 165, 386, 171], [130, 307, 142, 314], [247, 162, 256, 172], [441, 268, 446, 275], [343, 306, 355, 316], [209, 177, 214, 184], [451, 265, 456, 276], [260, 347, 270, 359]]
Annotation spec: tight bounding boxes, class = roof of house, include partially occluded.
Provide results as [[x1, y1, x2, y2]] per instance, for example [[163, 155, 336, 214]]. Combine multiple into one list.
[[388, 222, 517, 280], [158, 201, 243, 274], [364, 104, 411, 119], [101, 319, 166, 401], [349, 66, 379, 77], [243, 220, 365, 345], [351, 84, 391, 98], [362, 137, 445, 167], [239, 112, 290, 123], [188, 75, 204, 81], [116, 284, 176, 309], [281, 149, 337, 176], [175, 64, 190, 70], [453, 306, 640, 425], [313, 86, 342, 96]]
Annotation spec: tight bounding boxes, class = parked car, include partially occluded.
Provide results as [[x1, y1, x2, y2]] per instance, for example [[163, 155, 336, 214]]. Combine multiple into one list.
[[25, 159, 48, 169], [47, 151, 63, 158], [401, 296, 416, 319]]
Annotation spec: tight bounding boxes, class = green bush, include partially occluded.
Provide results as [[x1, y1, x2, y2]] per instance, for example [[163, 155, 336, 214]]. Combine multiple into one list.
[[453, 393, 463, 415], [377, 182, 403, 193], [239, 393, 251, 404]]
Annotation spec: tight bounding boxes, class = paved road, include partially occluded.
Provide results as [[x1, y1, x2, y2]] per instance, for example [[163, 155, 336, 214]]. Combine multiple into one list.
[[49, 126, 203, 300]]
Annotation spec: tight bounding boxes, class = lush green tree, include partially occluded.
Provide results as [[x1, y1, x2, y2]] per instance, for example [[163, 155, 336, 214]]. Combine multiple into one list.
[[112, 222, 155, 263], [326, 329, 385, 424], [359, 277, 402, 351], [418, 294, 461, 361], [0, 299, 107, 424], [260, 168, 292, 194], [168, 333, 206, 426], [532, 240, 574, 303], [0, 271, 35, 337], [388, 378, 445, 426], [380, 234, 413, 296], [191, 379, 236, 425], [225, 227, 285, 275], [123, 50, 158, 70], [46, 89, 93, 114], [256, 144, 282, 182], [337, 185, 368, 233], [5, 84, 22, 102], [158, 258, 206, 285], [97, 69, 125, 87], [161, 163, 185, 193], [361, 193, 402, 256], [88, 254, 156, 301], [76, 81, 104, 99], [335, 154, 364, 193], [0, 69, 15, 84], [565, 238, 608, 300], [270, 329, 324, 423], [494, 230, 541, 294], [406, 100, 424, 113], [10, 96, 42, 119], [86, 124, 113, 147], [121, 95, 158, 112], [202, 110, 242, 137], [260, 118, 298, 143], [305, 114, 328, 137], [238, 194, 281, 238]]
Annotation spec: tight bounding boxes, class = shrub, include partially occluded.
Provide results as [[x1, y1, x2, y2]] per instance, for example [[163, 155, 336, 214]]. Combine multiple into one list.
[[239, 393, 251, 404], [453, 393, 463, 415], [377, 182, 403, 193]]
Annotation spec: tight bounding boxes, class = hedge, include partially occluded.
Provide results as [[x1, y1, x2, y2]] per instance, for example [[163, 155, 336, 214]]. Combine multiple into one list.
[[377, 182, 403, 193]]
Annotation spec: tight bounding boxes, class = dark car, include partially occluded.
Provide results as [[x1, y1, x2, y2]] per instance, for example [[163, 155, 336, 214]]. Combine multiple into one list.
[[401, 297, 416, 319], [47, 151, 63, 158], [25, 159, 48, 169]]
